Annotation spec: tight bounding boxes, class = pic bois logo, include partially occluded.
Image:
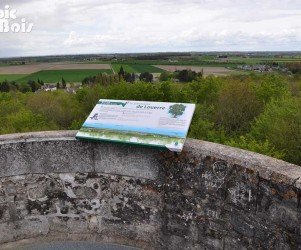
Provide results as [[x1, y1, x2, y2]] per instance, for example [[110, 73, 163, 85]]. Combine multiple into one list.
[[0, 5, 33, 33]]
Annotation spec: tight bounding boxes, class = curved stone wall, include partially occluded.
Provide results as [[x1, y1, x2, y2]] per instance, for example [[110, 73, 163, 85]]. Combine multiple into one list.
[[0, 131, 300, 249]]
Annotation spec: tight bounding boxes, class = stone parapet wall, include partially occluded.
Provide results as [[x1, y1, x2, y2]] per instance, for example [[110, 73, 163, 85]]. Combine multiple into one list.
[[0, 131, 300, 249]]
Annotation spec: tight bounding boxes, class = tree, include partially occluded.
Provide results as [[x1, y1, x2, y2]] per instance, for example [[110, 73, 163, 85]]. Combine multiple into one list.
[[18, 83, 31, 93], [160, 82, 172, 101], [82, 76, 96, 85], [27, 80, 41, 92], [175, 69, 199, 82], [159, 71, 171, 81], [124, 73, 134, 83], [5, 109, 55, 133], [139, 72, 153, 82], [62, 78, 66, 89], [225, 135, 285, 160], [0, 81, 10, 92], [168, 104, 186, 118], [253, 74, 288, 103], [250, 96, 301, 165], [131, 73, 135, 82], [118, 66, 125, 79], [188, 76, 224, 104], [286, 62, 301, 74], [215, 82, 263, 135], [8, 81, 18, 91], [189, 117, 227, 143], [26, 91, 81, 129]]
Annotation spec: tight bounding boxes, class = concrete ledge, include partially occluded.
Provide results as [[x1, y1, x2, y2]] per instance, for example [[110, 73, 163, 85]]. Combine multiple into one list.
[[0, 131, 299, 186], [0, 131, 160, 180], [185, 139, 301, 188]]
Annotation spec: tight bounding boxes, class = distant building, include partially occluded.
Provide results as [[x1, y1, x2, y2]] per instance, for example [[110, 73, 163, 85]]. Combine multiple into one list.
[[216, 55, 229, 62], [237, 64, 274, 73], [39, 83, 56, 91]]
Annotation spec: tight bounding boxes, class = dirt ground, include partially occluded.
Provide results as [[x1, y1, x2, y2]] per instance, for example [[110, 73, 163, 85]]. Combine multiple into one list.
[[0, 62, 111, 74], [154, 65, 236, 76]]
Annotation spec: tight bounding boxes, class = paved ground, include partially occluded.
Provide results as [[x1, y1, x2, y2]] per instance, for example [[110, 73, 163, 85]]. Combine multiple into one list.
[[21, 242, 140, 250]]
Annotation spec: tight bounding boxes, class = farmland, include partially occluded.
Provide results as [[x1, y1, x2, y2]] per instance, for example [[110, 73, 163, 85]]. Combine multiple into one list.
[[111, 64, 164, 73], [0, 61, 272, 83], [0, 74, 28, 82], [0, 52, 300, 83], [0, 63, 111, 74], [0, 62, 165, 83], [84, 55, 301, 68], [17, 69, 112, 83], [0, 63, 113, 83], [155, 65, 237, 76], [111, 64, 135, 73]]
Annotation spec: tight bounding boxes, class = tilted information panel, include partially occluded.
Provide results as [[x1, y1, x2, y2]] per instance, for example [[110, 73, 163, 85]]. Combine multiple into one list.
[[76, 99, 195, 152]]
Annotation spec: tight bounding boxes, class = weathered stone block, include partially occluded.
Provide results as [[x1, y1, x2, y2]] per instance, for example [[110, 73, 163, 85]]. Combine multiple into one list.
[[93, 142, 160, 180], [0, 217, 49, 244]]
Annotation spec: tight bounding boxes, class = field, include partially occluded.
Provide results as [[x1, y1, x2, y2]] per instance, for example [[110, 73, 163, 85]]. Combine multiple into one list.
[[0, 74, 28, 82], [0, 64, 240, 82], [0, 63, 111, 74], [111, 64, 135, 73], [0, 53, 299, 83], [0, 63, 164, 82], [18, 69, 112, 83], [111, 64, 164, 73], [155, 65, 237, 76]]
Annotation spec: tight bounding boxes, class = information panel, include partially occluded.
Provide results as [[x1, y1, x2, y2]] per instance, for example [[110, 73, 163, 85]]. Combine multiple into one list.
[[76, 99, 195, 152]]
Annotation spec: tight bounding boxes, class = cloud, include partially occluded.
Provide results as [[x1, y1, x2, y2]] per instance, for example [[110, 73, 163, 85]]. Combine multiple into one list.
[[0, 0, 300, 56]]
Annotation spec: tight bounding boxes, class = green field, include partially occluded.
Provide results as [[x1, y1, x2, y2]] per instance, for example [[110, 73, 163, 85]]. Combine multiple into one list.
[[130, 64, 165, 73], [0, 74, 28, 82], [111, 64, 165, 73], [112, 64, 135, 73], [18, 69, 112, 83]]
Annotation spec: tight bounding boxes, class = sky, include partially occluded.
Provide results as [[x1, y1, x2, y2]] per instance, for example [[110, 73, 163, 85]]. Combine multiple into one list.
[[0, 0, 301, 57]]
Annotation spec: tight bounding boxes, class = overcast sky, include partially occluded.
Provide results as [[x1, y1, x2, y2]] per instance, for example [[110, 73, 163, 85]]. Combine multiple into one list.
[[0, 0, 301, 57]]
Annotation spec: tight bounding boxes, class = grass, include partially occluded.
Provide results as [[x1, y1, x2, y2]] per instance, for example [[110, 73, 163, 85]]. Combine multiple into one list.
[[17, 69, 112, 83], [130, 64, 165, 73], [112, 64, 135, 73], [0, 74, 28, 82], [111, 64, 165, 73]]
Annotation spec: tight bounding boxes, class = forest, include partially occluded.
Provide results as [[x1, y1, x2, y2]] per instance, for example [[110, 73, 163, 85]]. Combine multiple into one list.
[[0, 73, 300, 166]]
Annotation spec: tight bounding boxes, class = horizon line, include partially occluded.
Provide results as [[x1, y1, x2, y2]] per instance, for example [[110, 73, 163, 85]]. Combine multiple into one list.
[[1, 50, 301, 60]]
